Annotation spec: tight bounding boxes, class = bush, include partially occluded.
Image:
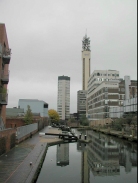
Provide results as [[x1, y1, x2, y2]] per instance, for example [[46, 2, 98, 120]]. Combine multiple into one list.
[[80, 115, 89, 126]]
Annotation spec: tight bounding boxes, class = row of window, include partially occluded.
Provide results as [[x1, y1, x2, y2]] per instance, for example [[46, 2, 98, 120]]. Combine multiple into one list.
[[89, 72, 119, 80]]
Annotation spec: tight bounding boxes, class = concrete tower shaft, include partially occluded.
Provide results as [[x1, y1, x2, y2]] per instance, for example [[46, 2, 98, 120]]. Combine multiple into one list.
[[82, 34, 91, 90]]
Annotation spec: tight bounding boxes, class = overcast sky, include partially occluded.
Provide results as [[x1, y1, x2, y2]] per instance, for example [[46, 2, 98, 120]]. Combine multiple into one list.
[[0, 0, 137, 113]]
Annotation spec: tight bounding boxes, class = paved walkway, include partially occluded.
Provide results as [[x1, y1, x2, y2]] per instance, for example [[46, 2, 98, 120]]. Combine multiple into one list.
[[0, 127, 62, 183]]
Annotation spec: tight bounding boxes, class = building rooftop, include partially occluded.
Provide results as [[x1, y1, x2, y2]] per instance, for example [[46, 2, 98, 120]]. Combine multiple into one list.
[[58, 76, 70, 80]]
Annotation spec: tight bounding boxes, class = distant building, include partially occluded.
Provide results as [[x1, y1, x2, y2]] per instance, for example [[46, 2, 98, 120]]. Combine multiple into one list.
[[0, 23, 11, 130], [87, 73, 137, 121], [6, 108, 25, 117], [70, 113, 78, 120], [87, 70, 120, 94], [109, 97, 137, 119], [77, 90, 87, 119], [57, 76, 70, 120], [109, 76, 137, 119], [18, 99, 48, 117]]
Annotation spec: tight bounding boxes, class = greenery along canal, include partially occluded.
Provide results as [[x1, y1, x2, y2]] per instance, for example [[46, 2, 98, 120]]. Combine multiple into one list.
[[36, 130, 137, 183]]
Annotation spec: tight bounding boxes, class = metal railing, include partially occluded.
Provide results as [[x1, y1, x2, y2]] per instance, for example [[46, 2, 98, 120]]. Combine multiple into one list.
[[16, 123, 38, 140]]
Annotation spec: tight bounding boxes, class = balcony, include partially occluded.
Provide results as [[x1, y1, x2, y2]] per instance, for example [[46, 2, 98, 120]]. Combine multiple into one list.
[[1, 70, 9, 84], [0, 93, 8, 105], [2, 48, 11, 64]]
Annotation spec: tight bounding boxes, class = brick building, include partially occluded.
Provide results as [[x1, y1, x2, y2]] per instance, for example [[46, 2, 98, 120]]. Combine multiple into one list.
[[0, 23, 11, 129]]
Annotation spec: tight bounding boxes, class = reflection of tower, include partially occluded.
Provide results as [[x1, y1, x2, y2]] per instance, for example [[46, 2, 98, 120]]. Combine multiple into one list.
[[57, 143, 69, 166], [77, 141, 90, 183], [82, 34, 91, 90], [125, 150, 132, 172], [81, 151, 90, 183]]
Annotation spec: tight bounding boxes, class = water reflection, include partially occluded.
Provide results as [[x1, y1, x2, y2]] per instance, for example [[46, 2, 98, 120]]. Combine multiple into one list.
[[37, 130, 137, 183], [80, 130, 137, 180], [57, 143, 69, 166], [87, 131, 120, 177]]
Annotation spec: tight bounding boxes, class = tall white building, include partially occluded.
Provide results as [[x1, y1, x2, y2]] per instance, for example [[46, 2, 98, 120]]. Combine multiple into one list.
[[82, 34, 91, 90], [57, 76, 70, 120]]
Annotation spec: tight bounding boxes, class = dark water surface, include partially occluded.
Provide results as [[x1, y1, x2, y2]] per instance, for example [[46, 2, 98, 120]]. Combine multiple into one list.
[[37, 130, 137, 183]]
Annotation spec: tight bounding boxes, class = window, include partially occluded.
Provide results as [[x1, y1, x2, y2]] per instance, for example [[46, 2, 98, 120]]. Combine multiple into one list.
[[105, 100, 108, 104], [121, 88, 125, 92], [44, 104, 48, 108]]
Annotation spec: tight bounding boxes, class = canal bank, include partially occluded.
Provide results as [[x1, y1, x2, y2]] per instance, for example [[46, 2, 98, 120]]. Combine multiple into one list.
[[0, 127, 63, 183], [1, 126, 137, 183], [77, 126, 137, 142]]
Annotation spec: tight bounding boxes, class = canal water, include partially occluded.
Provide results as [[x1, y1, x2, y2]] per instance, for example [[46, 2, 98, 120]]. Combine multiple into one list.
[[36, 130, 137, 183]]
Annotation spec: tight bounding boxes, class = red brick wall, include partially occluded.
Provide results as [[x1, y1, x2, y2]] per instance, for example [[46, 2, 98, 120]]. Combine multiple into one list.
[[0, 128, 16, 155], [6, 118, 25, 128]]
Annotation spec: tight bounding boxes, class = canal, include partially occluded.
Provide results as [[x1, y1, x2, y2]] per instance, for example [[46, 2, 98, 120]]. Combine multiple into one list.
[[36, 130, 137, 183]]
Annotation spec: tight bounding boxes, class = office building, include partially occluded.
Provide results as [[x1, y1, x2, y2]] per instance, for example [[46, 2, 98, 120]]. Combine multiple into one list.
[[87, 70, 120, 94], [87, 72, 137, 121], [0, 23, 11, 130], [57, 76, 70, 120], [77, 90, 87, 119], [18, 99, 48, 117], [109, 76, 137, 119]]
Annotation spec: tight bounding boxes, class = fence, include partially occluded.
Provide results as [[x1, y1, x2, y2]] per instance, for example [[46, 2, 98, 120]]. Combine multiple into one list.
[[16, 123, 38, 141]]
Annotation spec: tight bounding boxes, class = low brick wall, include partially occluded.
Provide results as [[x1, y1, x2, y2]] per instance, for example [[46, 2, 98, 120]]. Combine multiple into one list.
[[0, 128, 16, 156], [90, 118, 113, 127], [67, 121, 80, 127]]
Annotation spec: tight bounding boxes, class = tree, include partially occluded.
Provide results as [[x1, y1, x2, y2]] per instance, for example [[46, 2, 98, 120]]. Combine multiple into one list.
[[112, 118, 124, 131], [67, 117, 76, 123], [24, 105, 33, 125], [80, 114, 89, 126], [48, 109, 60, 124]]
